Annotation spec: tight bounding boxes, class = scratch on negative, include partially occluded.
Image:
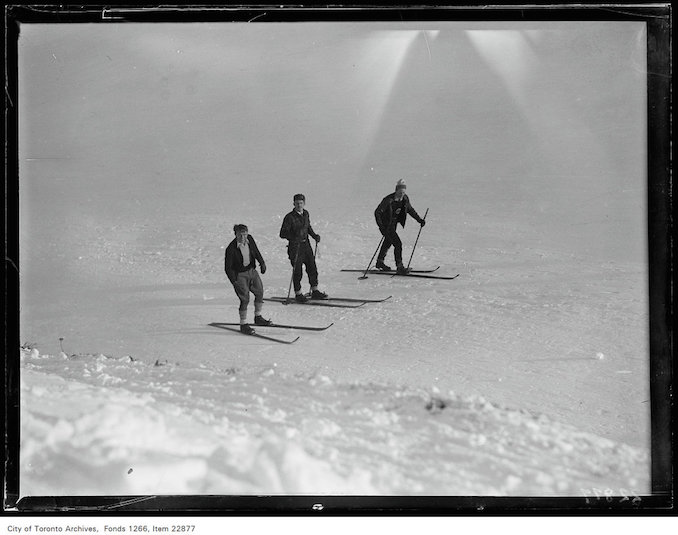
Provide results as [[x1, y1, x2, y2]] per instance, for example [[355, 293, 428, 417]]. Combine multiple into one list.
[[5, 85, 14, 107], [422, 31, 432, 62], [6, 257, 19, 274], [248, 12, 266, 23]]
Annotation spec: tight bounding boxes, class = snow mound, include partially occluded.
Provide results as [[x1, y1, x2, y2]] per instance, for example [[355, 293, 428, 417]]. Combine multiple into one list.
[[20, 348, 647, 497]]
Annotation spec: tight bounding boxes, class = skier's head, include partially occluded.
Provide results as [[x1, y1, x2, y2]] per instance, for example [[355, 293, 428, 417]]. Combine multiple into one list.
[[233, 224, 248, 243], [293, 193, 305, 212], [394, 179, 407, 200]]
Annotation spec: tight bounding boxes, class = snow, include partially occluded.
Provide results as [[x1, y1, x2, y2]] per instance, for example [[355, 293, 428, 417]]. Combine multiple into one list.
[[17, 21, 650, 499], [19, 347, 647, 496]]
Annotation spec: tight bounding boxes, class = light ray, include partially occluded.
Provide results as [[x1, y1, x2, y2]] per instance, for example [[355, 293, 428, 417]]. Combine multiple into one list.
[[353, 31, 420, 159], [466, 30, 537, 111]]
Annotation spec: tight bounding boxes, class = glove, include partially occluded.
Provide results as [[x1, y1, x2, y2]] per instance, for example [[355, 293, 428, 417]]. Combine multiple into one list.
[[419, 219, 426, 227], [260, 262, 267, 275], [314, 235, 321, 243], [378, 225, 386, 236]]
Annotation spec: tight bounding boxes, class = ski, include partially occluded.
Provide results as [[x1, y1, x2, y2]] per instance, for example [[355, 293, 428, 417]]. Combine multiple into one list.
[[341, 266, 440, 274], [392, 272, 460, 280], [208, 323, 300, 344], [303, 294, 392, 303], [211, 321, 333, 332], [266, 297, 366, 308], [347, 271, 459, 280]]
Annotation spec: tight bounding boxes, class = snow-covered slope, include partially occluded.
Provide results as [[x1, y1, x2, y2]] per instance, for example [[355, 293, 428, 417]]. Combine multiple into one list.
[[20, 347, 647, 496]]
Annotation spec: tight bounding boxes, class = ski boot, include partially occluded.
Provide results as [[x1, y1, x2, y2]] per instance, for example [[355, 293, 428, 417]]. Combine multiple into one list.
[[310, 289, 328, 300], [240, 324, 256, 335], [295, 293, 308, 303], [396, 263, 412, 275], [375, 260, 392, 271], [254, 315, 272, 326]]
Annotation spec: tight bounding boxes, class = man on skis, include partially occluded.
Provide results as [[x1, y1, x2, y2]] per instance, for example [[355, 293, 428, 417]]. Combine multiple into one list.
[[279, 193, 328, 303], [374, 179, 426, 274], [224, 224, 271, 335]]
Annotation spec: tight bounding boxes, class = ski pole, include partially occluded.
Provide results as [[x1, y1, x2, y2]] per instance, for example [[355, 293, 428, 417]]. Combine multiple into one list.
[[406, 208, 429, 270], [285, 244, 301, 304], [359, 235, 385, 280]]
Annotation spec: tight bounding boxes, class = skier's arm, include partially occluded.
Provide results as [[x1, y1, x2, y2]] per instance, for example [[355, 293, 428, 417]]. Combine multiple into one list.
[[407, 203, 425, 225], [374, 198, 388, 231], [279, 214, 291, 240], [307, 213, 320, 242], [250, 237, 267, 274], [224, 246, 237, 284]]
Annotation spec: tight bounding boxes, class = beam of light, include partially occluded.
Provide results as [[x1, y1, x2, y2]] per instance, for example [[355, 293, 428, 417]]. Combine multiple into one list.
[[466, 30, 538, 112], [353, 30, 420, 160], [133, 25, 423, 170], [465, 29, 610, 177]]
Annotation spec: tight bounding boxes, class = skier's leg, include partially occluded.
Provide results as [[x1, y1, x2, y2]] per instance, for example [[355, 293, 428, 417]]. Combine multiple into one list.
[[389, 231, 410, 273], [288, 244, 303, 294], [250, 269, 264, 306], [392, 231, 404, 266], [377, 234, 393, 265], [232, 273, 250, 324], [305, 243, 319, 290], [250, 271, 270, 325]]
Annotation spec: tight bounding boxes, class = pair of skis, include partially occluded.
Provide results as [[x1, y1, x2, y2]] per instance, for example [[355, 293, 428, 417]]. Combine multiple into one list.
[[210, 265, 459, 342], [341, 266, 460, 280], [210, 294, 392, 343], [208, 321, 332, 344], [210, 294, 392, 344], [265, 294, 392, 308]]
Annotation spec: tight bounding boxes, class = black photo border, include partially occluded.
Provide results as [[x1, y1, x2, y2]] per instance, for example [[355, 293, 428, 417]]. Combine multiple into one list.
[[3, 2, 673, 515]]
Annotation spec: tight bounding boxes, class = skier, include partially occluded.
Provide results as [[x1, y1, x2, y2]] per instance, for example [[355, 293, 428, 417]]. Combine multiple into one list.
[[374, 179, 426, 274], [224, 224, 271, 334], [279, 193, 328, 302]]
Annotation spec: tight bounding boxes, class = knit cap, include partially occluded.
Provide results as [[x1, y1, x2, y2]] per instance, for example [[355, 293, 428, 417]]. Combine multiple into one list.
[[395, 179, 407, 190], [293, 193, 305, 202]]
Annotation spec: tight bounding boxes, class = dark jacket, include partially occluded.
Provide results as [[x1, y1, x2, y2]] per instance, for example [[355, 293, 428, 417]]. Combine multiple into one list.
[[224, 235, 265, 284], [374, 193, 422, 230], [279, 209, 319, 244]]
